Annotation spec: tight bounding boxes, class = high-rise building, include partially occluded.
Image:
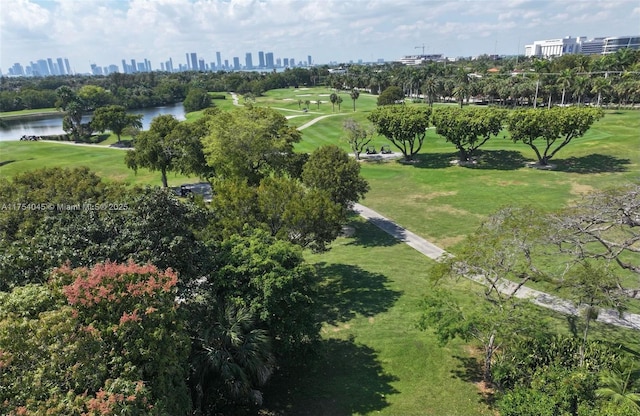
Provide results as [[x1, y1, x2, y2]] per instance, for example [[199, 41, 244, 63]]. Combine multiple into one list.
[[56, 58, 66, 75], [290, 58, 295, 67], [121, 59, 128, 73], [47, 58, 56, 75], [265, 52, 274, 68], [131, 59, 137, 73], [108, 64, 119, 74], [186, 53, 190, 70], [216, 51, 222, 69], [224, 59, 229, 69], [64, 58, 72, 75], [258, 51, 265, 68], [144, 59, 151, 72], [233, 57, 240, 70], [10, 63, 25, 76], [199, 59, 206, 71], [307, 55, 312, 66], [190, 53, 198, 71], [283, 58, 289, 67], [245, 52, 253, 69], [602, 35, 640, 54], [37, 59, 49, 76]]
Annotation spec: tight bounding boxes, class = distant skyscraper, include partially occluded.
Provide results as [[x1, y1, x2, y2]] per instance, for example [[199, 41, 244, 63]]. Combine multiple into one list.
[[47, 58, 56, 75], [199, 59, 205, 71], [144, 58, 151, 72], [108, 64, 119, 74], [190, 53, 198, 71], [216, 51, 222, 69], [64, 58, 72, 75], [37, 59, 49, 76], [56, 58, 66, 75], [245, 52, 253, 69], [307, 55, 312, 66], [224, 59, 229, 69], [186, 53, 190, 70], [283, 58, 289, 67], [258, 51, 265, 68], [233, 57, 240, 70], [131, 59, 137, 73], [265, 52, 274, 68], [290, 58, 295, 67]]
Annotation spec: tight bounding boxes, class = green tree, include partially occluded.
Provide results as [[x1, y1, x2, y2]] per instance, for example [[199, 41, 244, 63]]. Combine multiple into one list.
[[422, 77, 439, 107], [330, 92, 338, 111], [125, 114, 180, 187], [337, 95, 343, 111], [507, 107, 604, 166], [77, 84, 113, 110], [432, 107, 506, 162], [183, 87, 212, 112], [301, 145, 369, 209], [202, 106, 301, 185], [376, 85, 404, 106], [90, 104, 143, 143], [212, 229, 321, 353], [350, 88, 360, 111], [596, 364, 640, 413], [368, 105, 432, 161], [342, 118, 373, 160], [558, 68, 575, 106]]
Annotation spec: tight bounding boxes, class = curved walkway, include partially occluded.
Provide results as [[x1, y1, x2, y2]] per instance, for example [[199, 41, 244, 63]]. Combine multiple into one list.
[[352, 203, 640, 331]]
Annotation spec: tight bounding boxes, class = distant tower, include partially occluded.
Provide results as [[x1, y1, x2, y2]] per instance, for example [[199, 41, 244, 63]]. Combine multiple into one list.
[[121, 59, 128, 74], [265, 52, 274, 68], [186, 53, 190, 70], [56, 58, 66, 75], [233, 57, 240, 70], [131, 59, 137, 73], [47, 58, 56, 75], [190, 53, 198, 71], [258, 51, 265, 68], [245, 52, 253, 69], [307, 55, 312, 66], [64, 58, 72, 75], [216, 52, 222, 69]]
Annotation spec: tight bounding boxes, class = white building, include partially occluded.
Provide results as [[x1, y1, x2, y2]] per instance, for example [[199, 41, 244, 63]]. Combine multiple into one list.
[[603, 36, 640, 54], [398, 54, 444, 66], [524, 36, 580, 58]]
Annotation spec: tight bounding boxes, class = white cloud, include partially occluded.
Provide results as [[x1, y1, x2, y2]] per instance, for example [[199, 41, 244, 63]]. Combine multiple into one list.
[[1, 0, 638, 72]]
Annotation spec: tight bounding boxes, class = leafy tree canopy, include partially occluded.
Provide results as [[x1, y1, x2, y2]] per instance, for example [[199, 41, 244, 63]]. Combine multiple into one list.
[[368, 105, 432, 161]]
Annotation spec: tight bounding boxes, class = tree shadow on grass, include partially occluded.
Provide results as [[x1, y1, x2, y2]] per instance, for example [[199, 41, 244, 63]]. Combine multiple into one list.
[[315, 262, 402, 325], [0, 160, 16, 167], [451, 354, 496, 406], [263, 339, 399, 415], [470, 150, 528, 171], [345, 217, 401, 248], [401, 152, 456, 169], [553, 154, 630, 174]]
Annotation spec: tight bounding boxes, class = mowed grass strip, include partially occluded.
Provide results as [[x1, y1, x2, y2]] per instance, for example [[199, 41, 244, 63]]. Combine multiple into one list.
[[0, 141, 198, 186]]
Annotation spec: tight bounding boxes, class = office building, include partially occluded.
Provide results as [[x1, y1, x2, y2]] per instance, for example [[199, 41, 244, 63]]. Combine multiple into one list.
[[36, 59, 49, 76], [245, 52, 253, 69], [64, 58, 72, 75], [283, 58, 289, 67], [308, 55, 312, 66], [603, 35, 640, 54], [524, 36, 579, 58], [131, 59, 137, 73], [258, 51, 265, 68], [290, 58, 295, 67], [224, 59, 229, 69], [233, 57, 240, 70], [56, 58, 66, 75], [579, 37, 605, 55], [190, 53, 198, 71], [265, 52, 274, 68], [216, 51, 222, 69]]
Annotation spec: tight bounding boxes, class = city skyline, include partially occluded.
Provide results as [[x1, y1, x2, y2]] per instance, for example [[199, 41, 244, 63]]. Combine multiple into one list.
[[2, 0, 639, 73]]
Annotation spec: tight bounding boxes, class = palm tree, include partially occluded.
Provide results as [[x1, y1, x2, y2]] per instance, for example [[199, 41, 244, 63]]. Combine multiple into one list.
[[452, 85, 468, 108], [596, 364, 640, 412], [329, 93, 338, 112], [350, 88, 360, 111], [592, 76, 612, 107], [190, 304, 275, 412], [572, 76, 589, 106], [422, 77, 438, 107], [558, 68, 575, 106], [337, 95, 343, 111]]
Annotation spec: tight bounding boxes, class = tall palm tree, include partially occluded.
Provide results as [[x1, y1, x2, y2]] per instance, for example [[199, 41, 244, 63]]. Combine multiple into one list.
[[422, 77, 438, 107], [350, 88, 360, 111], [452, 85, 468, 108], [592, 76, 612, 107], [558, 68, 575, 106], [572, 76, 589, 105], [329, 92, 338, 112]]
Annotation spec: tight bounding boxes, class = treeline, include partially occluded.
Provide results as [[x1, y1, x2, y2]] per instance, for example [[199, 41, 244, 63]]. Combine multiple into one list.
[[0, 68, 319, 112]]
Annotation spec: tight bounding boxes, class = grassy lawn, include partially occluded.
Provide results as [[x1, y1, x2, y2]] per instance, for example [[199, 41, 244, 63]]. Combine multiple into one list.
[[0, 108, 60, 118], [0, 141, 198, 186]]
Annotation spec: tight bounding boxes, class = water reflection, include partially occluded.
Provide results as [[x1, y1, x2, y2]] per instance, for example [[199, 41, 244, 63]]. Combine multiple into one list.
[[0, 103, 186, 141]]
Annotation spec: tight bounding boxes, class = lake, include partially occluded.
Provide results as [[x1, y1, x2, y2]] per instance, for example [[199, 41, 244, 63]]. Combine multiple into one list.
[[0, 103, 186, 141]]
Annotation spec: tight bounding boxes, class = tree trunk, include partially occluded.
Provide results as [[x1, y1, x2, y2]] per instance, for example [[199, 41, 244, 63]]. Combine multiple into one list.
[[484, 332, 496, 383], [161, 167, 168, 188]]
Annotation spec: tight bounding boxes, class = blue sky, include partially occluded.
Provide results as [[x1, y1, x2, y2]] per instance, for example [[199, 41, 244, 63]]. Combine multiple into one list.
[[2, 0, 638, 73]]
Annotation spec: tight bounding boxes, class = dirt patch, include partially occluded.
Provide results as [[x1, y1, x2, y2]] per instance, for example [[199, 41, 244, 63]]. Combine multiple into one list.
[[570, 182, 595, 196], [368, 316, 375, 324], [408, 191, 457, 201]]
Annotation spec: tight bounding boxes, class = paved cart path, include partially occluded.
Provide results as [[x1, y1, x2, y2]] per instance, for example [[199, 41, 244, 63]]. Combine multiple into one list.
[[352, 203, 640, 331]]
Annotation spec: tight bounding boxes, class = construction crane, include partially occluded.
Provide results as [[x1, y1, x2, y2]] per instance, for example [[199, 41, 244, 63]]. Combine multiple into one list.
[[415, 44, 426, 55]]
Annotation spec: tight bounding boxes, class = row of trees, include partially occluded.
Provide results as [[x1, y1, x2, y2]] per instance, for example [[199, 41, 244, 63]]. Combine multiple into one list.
[[419, 184, 640, 415], [365, 103, 603, 165]]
